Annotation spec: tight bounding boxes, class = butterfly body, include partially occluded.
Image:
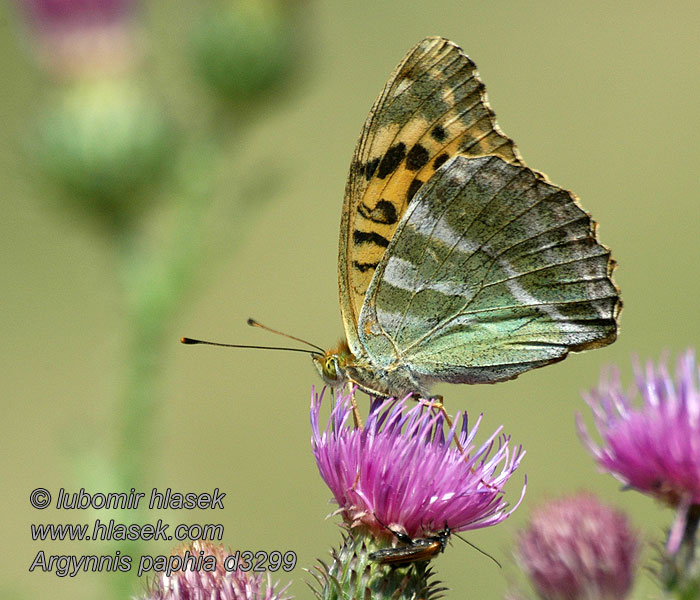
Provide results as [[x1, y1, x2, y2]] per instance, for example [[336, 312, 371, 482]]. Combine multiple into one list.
[[319, 37, 620, 399]]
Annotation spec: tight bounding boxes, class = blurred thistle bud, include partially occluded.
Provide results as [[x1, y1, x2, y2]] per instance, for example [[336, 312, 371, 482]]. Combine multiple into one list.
[[189, 0, 297, 104], [516, 493, 639, 600], [17, 0, 141, 78], [31, 77, 173, 224]]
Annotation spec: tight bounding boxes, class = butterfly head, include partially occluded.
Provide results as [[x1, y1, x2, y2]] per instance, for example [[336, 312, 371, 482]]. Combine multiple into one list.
[[314, 340, 354, 387]]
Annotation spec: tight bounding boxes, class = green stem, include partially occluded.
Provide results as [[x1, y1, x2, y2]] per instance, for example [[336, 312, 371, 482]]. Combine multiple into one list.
[[663, 504, 700, 600], [105, 141, 215, 599], [108, 127, 270, 598]]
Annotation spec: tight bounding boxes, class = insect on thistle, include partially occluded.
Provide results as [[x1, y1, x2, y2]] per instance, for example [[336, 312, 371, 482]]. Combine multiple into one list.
[[369, 514, 501, 568], [369, 520, 451, 567]]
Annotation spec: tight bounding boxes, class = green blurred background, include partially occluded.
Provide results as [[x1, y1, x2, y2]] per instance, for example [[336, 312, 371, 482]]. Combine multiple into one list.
[[2, 1, 699, 598]]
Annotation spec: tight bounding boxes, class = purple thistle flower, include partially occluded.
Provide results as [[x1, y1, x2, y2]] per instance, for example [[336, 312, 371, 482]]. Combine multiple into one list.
[[577, 350, 700, 552], [517, 493, 639, 600], [143, 541, 292, 600], [310, 388, 526, 540]]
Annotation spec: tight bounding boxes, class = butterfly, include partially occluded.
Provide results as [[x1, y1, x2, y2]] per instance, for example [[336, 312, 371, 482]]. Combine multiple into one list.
[[313, 37, 621, 398]]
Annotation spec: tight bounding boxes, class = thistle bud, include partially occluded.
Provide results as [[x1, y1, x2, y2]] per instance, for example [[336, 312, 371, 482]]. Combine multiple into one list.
[[31, 77, 173, 223], [189, 0, 296, 104]]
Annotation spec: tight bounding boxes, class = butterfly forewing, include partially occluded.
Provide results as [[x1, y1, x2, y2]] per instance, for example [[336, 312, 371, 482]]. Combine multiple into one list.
[[339, 37, 522, 353], [359, 155, 620, 386]]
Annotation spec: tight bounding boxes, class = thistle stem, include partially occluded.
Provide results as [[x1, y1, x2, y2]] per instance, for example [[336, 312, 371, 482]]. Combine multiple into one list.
[[663, 504, 700, 599]]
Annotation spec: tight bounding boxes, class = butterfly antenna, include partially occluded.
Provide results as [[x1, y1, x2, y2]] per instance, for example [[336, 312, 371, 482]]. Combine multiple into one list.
[[247, 318, 326, 354], [180, 337, 321, 356], [452, 531, 502, 569]]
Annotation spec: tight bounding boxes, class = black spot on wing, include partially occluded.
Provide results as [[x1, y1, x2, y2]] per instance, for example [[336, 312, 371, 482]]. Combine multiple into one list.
[[353, 230, 390, 247], [431, 125, 447, 142], [377, 143, 407, 179], [433, 153, 449, 170], [353, 261, 379, 273], [407, 179, 423, 203], [358, 199, 399, 224], [364, 157, 379, 181], [405, 144, 430, 171]]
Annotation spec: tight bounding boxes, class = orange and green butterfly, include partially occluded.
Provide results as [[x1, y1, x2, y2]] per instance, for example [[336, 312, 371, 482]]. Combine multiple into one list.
[[314, 36, 620, 398]]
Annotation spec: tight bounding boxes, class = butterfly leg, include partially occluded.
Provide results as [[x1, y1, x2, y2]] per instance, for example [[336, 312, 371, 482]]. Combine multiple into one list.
[[409, 393, 463, 450], [411, 393, 499, 492], [427, 397, 468, 456], [345, 384, 365, 429]]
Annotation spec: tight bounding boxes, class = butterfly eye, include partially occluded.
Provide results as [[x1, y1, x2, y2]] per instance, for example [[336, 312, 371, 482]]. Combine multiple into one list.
[[323, 356, 341, 381]]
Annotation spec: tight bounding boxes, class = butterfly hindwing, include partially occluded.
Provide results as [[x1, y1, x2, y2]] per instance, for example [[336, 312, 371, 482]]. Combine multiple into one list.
[[339, 37, 522, 354], [358, 155, 620, 387]]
